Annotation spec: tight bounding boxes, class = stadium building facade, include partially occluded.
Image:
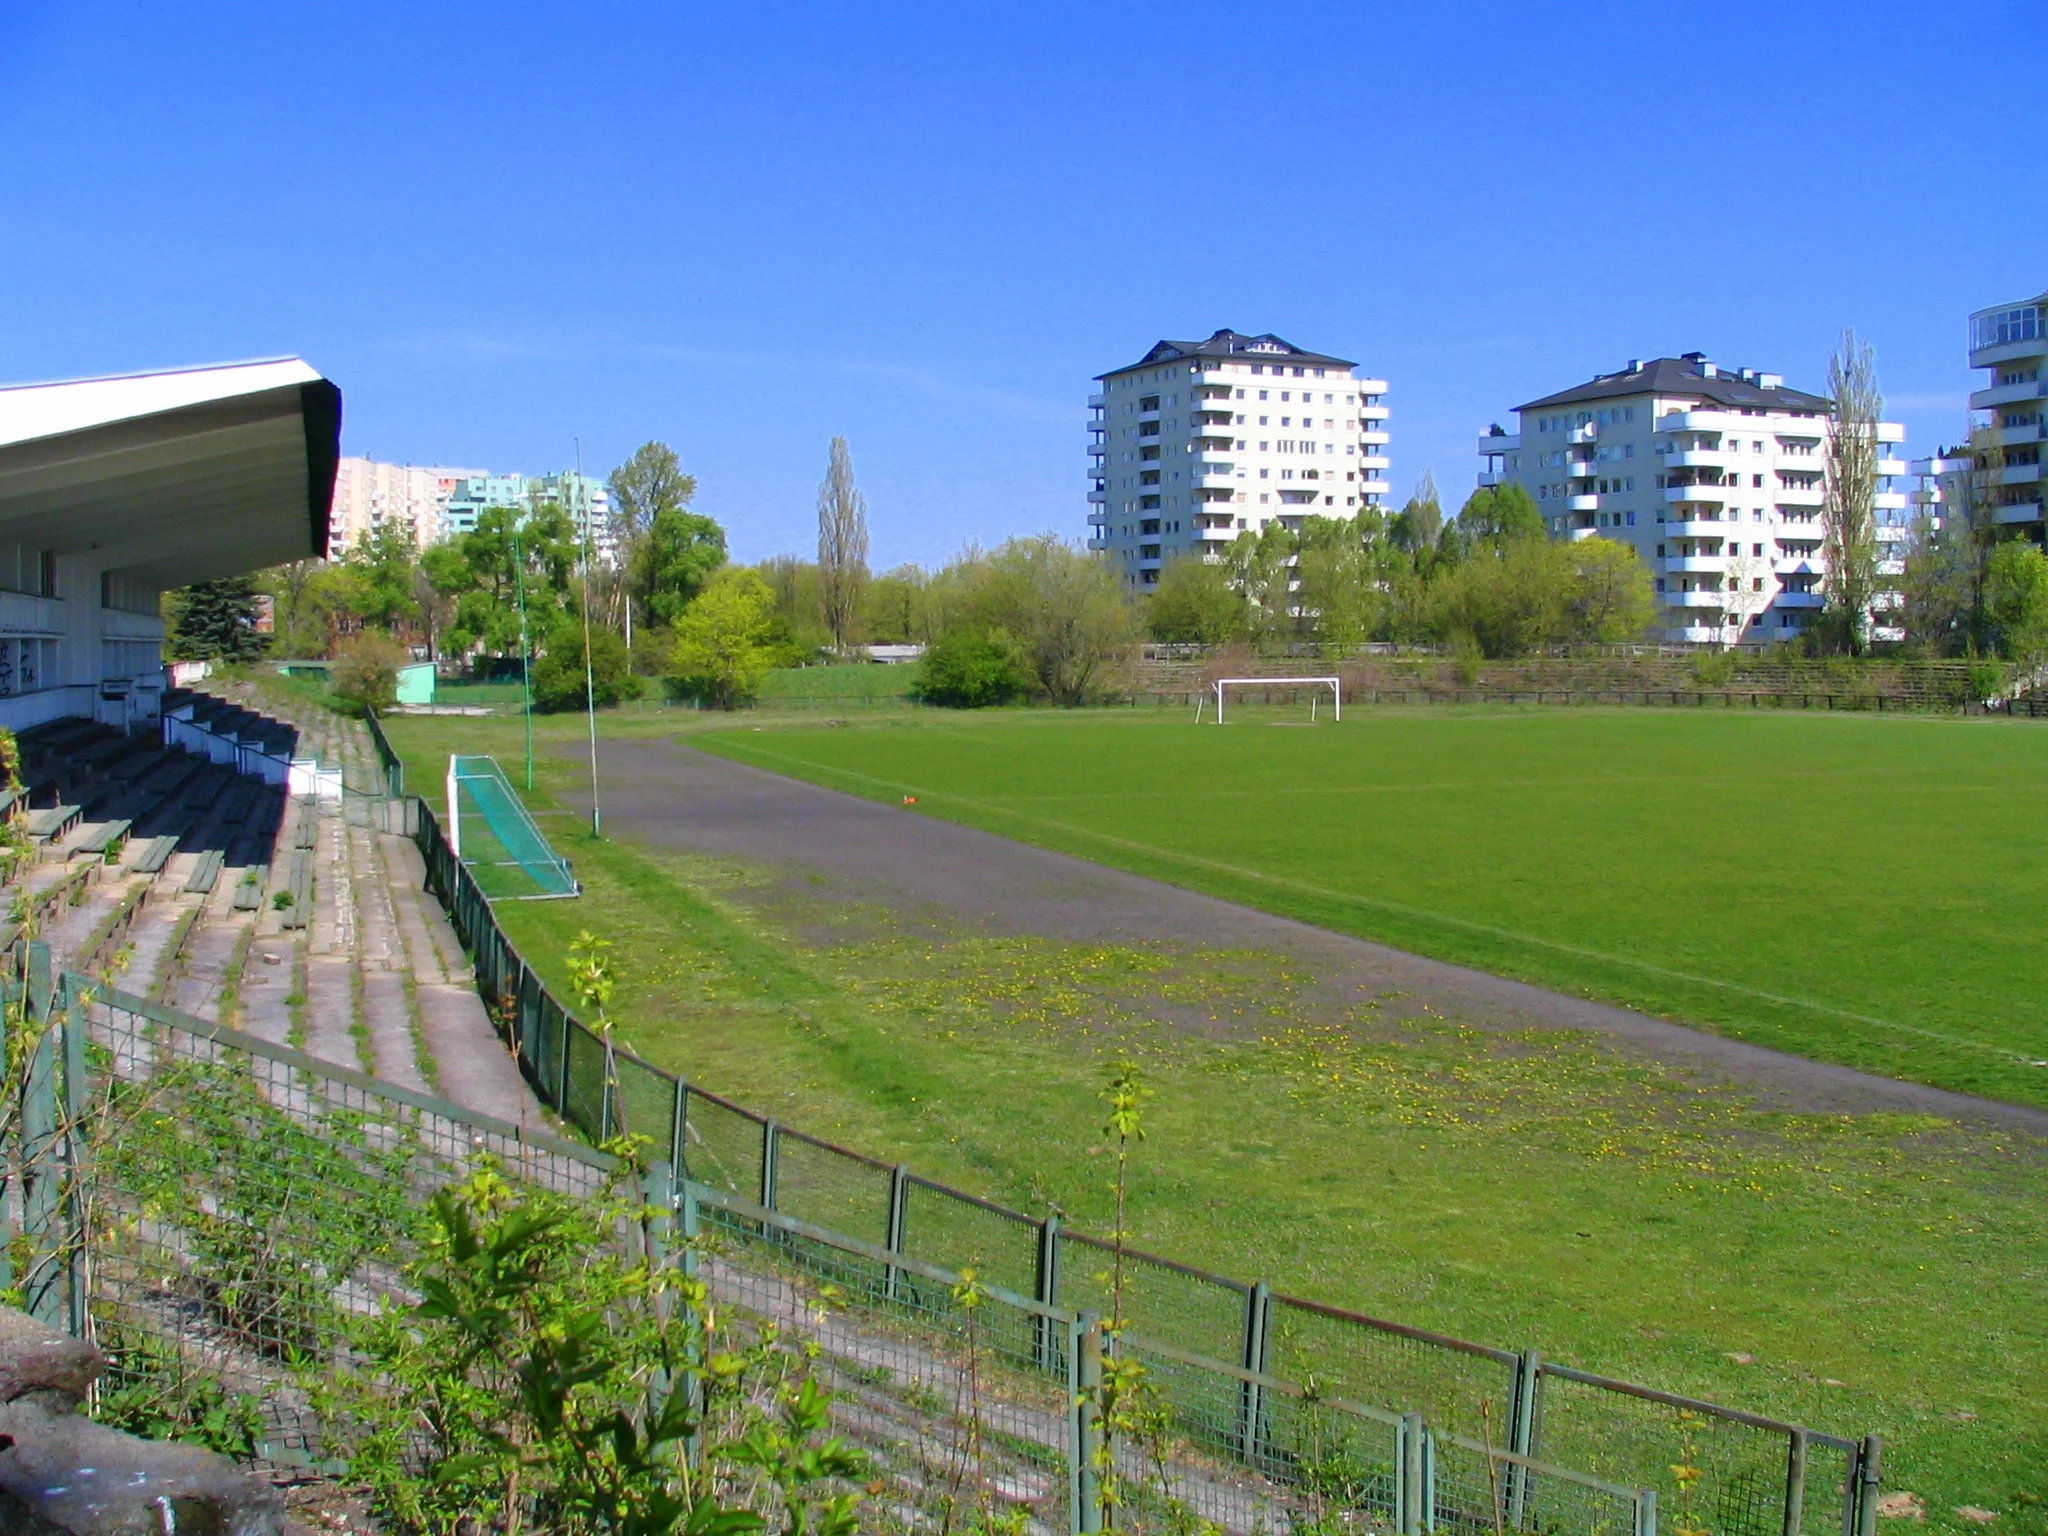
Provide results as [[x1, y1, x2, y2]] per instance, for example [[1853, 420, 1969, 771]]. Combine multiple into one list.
[[1088, 330, 1391, 587], [0, 358, 340, 732], [1477, 354, 1908, 643]]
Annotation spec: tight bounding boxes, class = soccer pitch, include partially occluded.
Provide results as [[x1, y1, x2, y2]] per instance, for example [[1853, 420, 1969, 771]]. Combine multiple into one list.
[[696, 705, 2048, 1109]]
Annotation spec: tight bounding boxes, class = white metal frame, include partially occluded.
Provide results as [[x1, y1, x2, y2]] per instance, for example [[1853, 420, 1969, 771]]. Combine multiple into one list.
[[1212, 676, 1341, 724]]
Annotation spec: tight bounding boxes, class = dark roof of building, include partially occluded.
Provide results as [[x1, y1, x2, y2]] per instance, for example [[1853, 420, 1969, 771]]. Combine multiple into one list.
[[1099, 329, 1356, 380], [1515, 354, 1831, 414]]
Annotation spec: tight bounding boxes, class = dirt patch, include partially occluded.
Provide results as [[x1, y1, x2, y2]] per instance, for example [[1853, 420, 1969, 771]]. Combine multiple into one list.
[[571, 736, 2048, 1136]]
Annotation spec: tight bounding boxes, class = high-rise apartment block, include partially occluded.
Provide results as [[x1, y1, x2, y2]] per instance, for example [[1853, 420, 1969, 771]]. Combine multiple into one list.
[[328, 458, 482, 555], [331, 460, 616, 559], [443, 469, 614, 558], [1478, 354, 1907, 643], [1088, 330, 1389, 587], [1965, 291, 2046, 534]]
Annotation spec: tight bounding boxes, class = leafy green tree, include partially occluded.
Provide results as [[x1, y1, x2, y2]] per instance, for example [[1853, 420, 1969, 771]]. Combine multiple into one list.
[[1984, 540, 2048, 664], [1426, 539, 1569, 657], [341, 524, 422, 633], [666, 568, 777, 707], [866, 565, 931, 644], [1146, 554, 1245, 643], [816, 436, 870, 653], [441, 503, 581, 662], [165, 575, 270, 662], [330, 630, 406, 713], [1387, 470, 1443, 551], [917, 631, 1030, 706], [1564, 538, 1656, 642], [1456, 483, 1545, 545], [532, 623, 640, 711], [1292, 516, 1383, 646], [955, 535, 1136, 704], [608, 442, 722, 628]]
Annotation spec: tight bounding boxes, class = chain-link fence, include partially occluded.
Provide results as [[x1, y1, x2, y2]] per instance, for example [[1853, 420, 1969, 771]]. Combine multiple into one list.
[[1, 949, 1670, 1536], [435, 806, 1885, 1536]]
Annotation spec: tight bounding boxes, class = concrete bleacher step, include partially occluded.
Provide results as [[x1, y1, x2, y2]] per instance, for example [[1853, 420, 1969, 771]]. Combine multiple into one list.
[[69, 818, 131, 857], [280, 849, 312, 929], [183, 848, 225, 895], [25, 805, 82, 849], [128, 834, 179, 875], [230, 863, 270, 912]]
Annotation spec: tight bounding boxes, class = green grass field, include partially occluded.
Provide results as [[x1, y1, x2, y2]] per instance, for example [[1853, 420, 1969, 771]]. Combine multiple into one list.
[[691, 705, 2048, 1110], [377, 705, 2048, 1529]]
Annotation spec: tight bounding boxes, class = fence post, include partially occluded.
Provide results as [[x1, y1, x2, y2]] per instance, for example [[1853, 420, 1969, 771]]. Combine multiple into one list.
[[1783, 1428, 1808, 1536], [1075, 1313, 1103, 1535], [669, 1079, 689, 1179], [555, 1009, 574, 1116], [1638, 1488, 1658, 1536], [1399, 1413, 1426, 1536], [1035, 1215, 1062, 1367], [885, 1163, 910, 1302], [1853, 1435, 1882, 1536], [760, 1119, 779, 1211], [58, 981, 86, 1339], [18, 952, 61, 1328], [1507, 1349, 1541, 1523], [1238, 1281, 1270, 1464]]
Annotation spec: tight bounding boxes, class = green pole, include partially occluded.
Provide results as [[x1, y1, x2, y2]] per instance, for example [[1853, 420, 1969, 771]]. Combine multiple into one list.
[[511, 522, 535, 791]]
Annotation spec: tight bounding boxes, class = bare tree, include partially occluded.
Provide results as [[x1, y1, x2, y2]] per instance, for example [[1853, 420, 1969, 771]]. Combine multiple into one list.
[[816, 436, 870, 653], [1821, 330, 1883, 654], [1722, 539, 1774, 646]]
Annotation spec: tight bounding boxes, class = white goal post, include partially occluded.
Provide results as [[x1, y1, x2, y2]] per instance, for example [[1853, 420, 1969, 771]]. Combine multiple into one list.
[[1212, 676, 1341, 724]]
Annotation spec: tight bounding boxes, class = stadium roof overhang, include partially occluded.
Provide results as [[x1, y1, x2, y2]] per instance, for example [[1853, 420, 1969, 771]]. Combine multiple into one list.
[[0, 358, 341, 588]]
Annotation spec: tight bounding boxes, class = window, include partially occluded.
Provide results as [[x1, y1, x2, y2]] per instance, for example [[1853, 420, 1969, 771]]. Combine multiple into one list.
[[38, 551, 56, 598], [1260, 469, 1269, 479], [1281, 391, 1291, 401], [1259, 390, 1269, 400], [1625, 512, 1636, 526]]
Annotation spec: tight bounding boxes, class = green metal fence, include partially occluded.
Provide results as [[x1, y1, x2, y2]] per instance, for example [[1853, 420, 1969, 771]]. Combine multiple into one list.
[[0, 947, 1664, 1535], [410, 799, 1883, 1536]]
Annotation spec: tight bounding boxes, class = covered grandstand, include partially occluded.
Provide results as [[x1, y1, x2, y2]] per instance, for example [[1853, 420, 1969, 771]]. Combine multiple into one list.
[[0, 357, 340, 733]]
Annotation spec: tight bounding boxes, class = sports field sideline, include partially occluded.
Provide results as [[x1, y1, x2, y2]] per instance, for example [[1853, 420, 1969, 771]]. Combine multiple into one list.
[[694, 704, 2048, 1110]]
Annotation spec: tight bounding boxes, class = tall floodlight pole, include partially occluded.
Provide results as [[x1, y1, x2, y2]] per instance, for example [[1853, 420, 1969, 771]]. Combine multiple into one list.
[[576, 438, 602, 839], [510, 521, 535, 791]]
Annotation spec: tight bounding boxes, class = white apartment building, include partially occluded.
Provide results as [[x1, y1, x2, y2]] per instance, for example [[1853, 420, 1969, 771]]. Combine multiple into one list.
[[1087, 330, 1390, 586], [1964, 291, 2046, 534], [328, 458, 482, 555], [1478, 354, 1908, 643]]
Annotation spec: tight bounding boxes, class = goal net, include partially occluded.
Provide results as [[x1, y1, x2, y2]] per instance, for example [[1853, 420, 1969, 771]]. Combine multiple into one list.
[[1209, 676, 1342, 725], [446, 753, 580, 900]]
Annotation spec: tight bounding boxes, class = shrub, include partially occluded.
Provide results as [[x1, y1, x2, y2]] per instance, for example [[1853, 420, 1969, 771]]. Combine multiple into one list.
[[1969, 660, 2008, 702], [667, 568, 778, 708], [532, 623, 640, 712], [917, 632, 1030, 707], [330, 632, 407, 715]]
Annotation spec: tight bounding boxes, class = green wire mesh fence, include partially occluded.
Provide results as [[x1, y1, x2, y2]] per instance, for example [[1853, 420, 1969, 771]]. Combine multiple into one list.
[[0, 948, 1665, 1536], [410, 799, 1884, 1536]]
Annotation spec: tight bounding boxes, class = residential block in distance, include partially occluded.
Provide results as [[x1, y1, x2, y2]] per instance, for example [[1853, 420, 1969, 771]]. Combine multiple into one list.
[[1477, 353, 1908, 643], [1088, 330, 1389, 587], [328, 458, 483, 556], [1964, 291, 2046, 534]]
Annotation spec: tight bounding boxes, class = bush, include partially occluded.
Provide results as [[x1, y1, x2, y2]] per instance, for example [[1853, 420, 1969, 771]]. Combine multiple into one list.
[[667, 568, 777, 708], [330, 632, 406, 715], [532, 623, 640, 712], [1969, 660, 2008, 702], [917, 632, 1030, 707]]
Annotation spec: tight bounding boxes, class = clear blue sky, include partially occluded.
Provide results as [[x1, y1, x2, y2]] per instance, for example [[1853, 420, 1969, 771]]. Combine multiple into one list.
[[2, 2, 2042, 568]]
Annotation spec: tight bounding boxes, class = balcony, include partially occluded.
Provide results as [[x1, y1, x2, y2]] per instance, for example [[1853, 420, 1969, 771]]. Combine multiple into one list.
[[1477, 434, 1521, 456], [1664, 555, 1726, 573], [1666, 517, 1737, 536], [1086, 537, 1108, 551], [1876, 423, 1905, 444], [1993, 501, 2044, 525], [1197, 524, 1237, 542], [1359, 406, 1390, 422], [1194, 411, 1235, 427], [1875, 457, 1907, 477], [1086, 507, 1108, 524], [1567, 424, 1598, 444], [1968, 335, 2048, 371], [1776, 591, 1825, 609], [1195, 449, 1238, 466], [1668, 590, 1728, 608], [1773, 557, 1821, 575], [1774, 485, 1825, 507], [1665, 483, 1728, 504], [1999, 462, 2044, 486], [1360, 430, 1390, 447], [1360, 454, 1392, 471], [1563, 459, 1598, 478], [1086, 491, 1105, 506], [1874, 523, 1910, 542], [1565, 494, 1599, 512], [1665, 449, 1730, 470], [1193, 474, 1237, 492], [1656, 410, 1739, 435], [1359, 478, 1391, 496], [1477, 472, 1504, 488], [1873, 491, 1907, 511], [1969, 380, 2047, 411], [1670, 625, 1726, 642], [1992, 423, 2045, 448], [1088, 393, 1105, 408]]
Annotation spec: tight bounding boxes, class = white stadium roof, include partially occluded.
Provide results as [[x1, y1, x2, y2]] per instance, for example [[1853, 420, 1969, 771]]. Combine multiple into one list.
[[0, 358, 340, 588]]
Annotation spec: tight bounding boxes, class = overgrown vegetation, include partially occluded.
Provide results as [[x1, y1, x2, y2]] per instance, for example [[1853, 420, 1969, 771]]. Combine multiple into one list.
[[378, 704, 2048, 1533]]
